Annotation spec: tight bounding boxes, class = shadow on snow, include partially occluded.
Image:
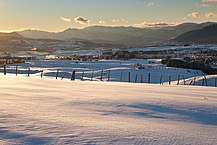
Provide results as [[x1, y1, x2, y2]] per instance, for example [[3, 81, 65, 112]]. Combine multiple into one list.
[[128, 104, 217, 126]]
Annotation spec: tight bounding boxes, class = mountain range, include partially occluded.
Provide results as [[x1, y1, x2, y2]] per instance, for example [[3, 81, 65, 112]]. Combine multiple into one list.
[[174, 24, 217, 44], [16, 22, 215, 47], [0, 22, 216, 52]]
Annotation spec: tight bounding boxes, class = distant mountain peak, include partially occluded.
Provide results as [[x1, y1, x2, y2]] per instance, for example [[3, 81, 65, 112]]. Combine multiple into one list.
[[0, 32, 24, 39], [63, 28, 79, 32], [174, 23, 217, 44]]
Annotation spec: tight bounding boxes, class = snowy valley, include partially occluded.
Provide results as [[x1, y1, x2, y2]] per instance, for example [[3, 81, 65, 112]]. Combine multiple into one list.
[[0, 24, 217, 145], [0, 44, 216, 144]]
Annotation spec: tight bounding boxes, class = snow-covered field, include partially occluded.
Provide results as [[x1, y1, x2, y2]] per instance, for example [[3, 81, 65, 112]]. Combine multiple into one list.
[[3, 44, 216, 87], [4, 59, 210, 85], [7, 44, 217, 57], [0, 75, 217, 144]]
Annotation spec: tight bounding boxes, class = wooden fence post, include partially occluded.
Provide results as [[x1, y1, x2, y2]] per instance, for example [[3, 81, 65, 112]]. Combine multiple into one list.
[[169, 76, 171, 85], [100, 70, 103, 81], [169, 75, 171, 85], [41, 70, 43, 78], [193, 77, 196, 86], [56, 69, 59, 80], [204, 76, 208, 86], [148, 72, 151, 84], [4, 64, 6, 75], [91, 70, 94, 81], [177, 74, 180, 85], [120, 69, 123, 82], [61, 72, 67, 80], [16, 65, 18, 76], [107, 70, 110, 82], [215, 78, 217, 87], [183, 75, 186, 85], [189, 79, 193, 85], [202, 79, 204, 86], [135, 74, 138, 83], [71, 70, 76, 81], [81, 70, 84, 80], [160, 75, 163, 84], [128, 71, 131, 83], [27, 68, 30, 77]]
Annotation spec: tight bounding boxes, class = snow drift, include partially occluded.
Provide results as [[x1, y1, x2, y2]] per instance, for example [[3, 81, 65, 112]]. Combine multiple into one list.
[[0, 75, 217, 144]]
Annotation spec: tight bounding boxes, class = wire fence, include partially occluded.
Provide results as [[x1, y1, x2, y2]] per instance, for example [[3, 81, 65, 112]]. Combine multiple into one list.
[[1, 64, 217, 87]]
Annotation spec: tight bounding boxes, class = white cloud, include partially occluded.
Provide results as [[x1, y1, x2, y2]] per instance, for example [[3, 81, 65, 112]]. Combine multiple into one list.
[[188, 12, 200, 18], [60, 17, 71, 22], [205, 12, 216, 17], [147, 2, 156, 7], [201, 0, 217, 7], [201, 3, 210, 7], [134, 22, 175, 28], [112, 19, 128, 23], [112, 19, 120, 23], [74, 16, 90, 25], [99, 20, 106, 24]]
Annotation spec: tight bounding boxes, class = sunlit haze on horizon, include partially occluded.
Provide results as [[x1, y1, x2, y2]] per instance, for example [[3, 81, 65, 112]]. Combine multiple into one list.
[[0, 0, 217, 32]]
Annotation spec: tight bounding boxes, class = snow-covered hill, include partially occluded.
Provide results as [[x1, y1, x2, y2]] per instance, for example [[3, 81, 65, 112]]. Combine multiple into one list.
[[0, 75, 216, 144], [5, 59, 205, 85]]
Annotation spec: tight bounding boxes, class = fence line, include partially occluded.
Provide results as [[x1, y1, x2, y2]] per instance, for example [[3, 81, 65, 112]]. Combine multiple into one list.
[[1, 65, 217, 87]]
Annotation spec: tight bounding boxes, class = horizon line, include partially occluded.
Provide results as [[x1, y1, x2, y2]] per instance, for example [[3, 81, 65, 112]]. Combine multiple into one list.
[[0, 21, 216, 33]]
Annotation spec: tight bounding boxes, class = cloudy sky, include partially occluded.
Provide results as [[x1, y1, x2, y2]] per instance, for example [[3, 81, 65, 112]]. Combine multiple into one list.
[[0, 0, 217, 32]]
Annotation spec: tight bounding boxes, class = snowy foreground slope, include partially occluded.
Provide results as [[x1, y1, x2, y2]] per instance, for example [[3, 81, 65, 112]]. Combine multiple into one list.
[[0, 76, 217, 144]]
